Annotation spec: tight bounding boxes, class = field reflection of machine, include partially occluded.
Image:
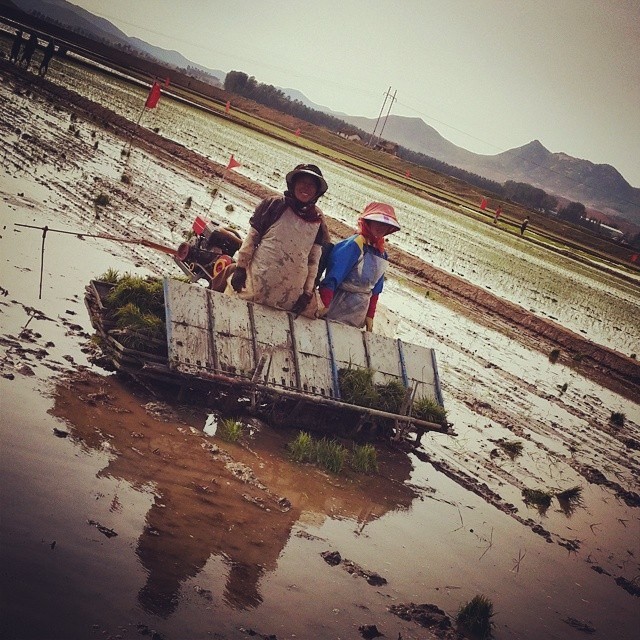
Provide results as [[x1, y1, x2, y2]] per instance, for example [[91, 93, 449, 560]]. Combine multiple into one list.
[[174, 216, 242, 288]]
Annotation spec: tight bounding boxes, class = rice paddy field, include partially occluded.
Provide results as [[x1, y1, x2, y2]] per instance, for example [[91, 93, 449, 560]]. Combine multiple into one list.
[[1, 50, 639, 640]]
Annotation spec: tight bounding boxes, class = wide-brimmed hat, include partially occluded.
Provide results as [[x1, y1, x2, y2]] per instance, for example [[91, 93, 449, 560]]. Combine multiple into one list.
[[360, 202, 400, 231], [285, 164, 328, 197]]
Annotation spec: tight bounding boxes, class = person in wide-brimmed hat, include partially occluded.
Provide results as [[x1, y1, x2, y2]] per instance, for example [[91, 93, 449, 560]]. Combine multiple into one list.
[[318, 202, 400, 331], [227, 163, 330, 316]]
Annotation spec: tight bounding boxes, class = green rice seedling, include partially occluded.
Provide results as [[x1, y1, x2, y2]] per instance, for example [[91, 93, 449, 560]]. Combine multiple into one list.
[[350, 443, 378, 473], [548, 348, 560, 363], [217, 418, 243, 443], [498, 439, 523, 459], [287, 431, 315, 463], [97, 268, 120, 284], [120, 172, 131, 184], [106, 275, 165, 316], [375, 379, 406, 414], [522, 487, 553, 512], [114, 303, 165, 350], [94, 193, 110, 207], [338, 366, 378, 408], [115, 303, 164, 336], [314, 438, 348, 474], [556, 485, 584, 516], [456, 594, 494, 639], [412, 396, 447, 425], [225, 204, 235, 212], [610, 412, 625, 428], [185, 196, 192, 208]]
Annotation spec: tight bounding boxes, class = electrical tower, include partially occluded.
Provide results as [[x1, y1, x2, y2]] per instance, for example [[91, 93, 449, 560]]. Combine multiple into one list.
[[368, 87, 397, 148]]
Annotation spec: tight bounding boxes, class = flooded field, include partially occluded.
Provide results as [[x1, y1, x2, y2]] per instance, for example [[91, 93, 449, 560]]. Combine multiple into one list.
[[43, 53, 640, 356], [1, 55, 639, 640]]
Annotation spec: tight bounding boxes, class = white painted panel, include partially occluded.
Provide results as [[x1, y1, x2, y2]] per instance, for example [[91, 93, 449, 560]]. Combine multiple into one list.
[[329, 323, 368, 370], [293, 316, 335, 396], [365, 333, 402, 382], [169, 322, 212, 372], [165, 279, 210, 328], [252, 304, 296, 388]]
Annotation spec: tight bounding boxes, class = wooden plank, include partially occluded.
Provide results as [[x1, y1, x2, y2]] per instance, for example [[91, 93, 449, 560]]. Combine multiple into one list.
[[168, 322, 212, 374], [329, 322, 369, 370], [164, 278, 210, 329], [365, 332, 403, 385], [400, 341, 440, 403], [251, 303, 297, 389], [292, 316, 335, 397], [207, 289, 254, 377]]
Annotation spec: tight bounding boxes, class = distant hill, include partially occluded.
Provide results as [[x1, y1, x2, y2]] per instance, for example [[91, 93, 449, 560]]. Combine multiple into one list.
[[337, 113, 639, 224]]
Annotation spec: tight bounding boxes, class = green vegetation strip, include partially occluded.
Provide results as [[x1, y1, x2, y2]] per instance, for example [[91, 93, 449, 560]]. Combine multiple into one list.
[[287, 432, 378, 475]]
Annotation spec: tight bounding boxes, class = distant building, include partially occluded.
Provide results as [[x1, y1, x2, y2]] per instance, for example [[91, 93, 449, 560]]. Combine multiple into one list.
[[338, 131, 362, 143]]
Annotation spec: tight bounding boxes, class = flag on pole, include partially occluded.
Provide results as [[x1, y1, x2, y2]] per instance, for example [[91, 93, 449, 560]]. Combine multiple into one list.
[[225, 100, 230, 114], [145, 82, 162, 109], [226, 154, 241, 170], [294, 128, 301, 137], [405, 170, 411, 178]]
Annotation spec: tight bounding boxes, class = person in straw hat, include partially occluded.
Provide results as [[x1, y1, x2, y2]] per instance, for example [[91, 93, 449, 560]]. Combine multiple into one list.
[[318, 202, 400, 331]]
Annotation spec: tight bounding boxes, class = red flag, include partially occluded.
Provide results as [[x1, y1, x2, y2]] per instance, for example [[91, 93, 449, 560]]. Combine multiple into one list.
[[480, 197, 488, 210], [225, 100, 230, 114], [145, 82, 162, 109], [295, 128, 301, 137], [405, 170, 411, 178], [164, 77, 170, 87], [226, 154, 241, 170], [631, 254, 639, 263]]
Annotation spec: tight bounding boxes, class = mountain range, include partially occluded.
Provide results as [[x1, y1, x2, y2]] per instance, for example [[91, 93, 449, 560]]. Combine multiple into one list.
[[7, 0, 639, 227]]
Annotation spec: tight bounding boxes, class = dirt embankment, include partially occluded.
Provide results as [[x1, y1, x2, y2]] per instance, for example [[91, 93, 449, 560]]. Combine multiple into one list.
[[5, 60, 639, 402]]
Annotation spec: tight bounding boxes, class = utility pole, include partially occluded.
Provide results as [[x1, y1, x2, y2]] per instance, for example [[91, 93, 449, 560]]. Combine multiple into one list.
[[368, 86, 391, 147], [377, 88, 397, 143], [368, 87, 397, 148]]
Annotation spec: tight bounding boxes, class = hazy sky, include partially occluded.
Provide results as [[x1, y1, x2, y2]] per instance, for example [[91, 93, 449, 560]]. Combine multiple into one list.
[[69, 0, 640, 187]]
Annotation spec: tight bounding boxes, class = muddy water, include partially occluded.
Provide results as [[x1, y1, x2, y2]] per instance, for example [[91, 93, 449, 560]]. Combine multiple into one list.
[[1, 59, 639, 640]]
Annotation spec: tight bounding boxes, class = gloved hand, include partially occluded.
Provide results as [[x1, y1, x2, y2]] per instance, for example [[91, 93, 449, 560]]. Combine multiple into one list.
[[230, 266, 247, 292], [364, 317, 374, 332], [318, 287, 334, 308], [291, 292, 313, 316]]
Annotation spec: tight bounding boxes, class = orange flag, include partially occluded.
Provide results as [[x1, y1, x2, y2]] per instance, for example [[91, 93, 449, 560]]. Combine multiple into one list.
[[145, 82, 162, 109], [226, 154, 241, 170]]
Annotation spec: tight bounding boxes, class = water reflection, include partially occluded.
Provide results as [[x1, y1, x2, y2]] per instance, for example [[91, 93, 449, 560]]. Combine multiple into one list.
[[51, 370, 415, 617]]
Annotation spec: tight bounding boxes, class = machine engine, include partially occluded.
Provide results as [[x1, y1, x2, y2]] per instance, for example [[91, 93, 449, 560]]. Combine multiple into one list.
[[175, 216, 242, 286]]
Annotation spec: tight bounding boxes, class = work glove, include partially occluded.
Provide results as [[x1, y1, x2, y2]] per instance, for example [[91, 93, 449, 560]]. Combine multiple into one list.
[[364, 317, 374, 332], [291, 292, 313, 316], [230, 266, 247, 292]]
